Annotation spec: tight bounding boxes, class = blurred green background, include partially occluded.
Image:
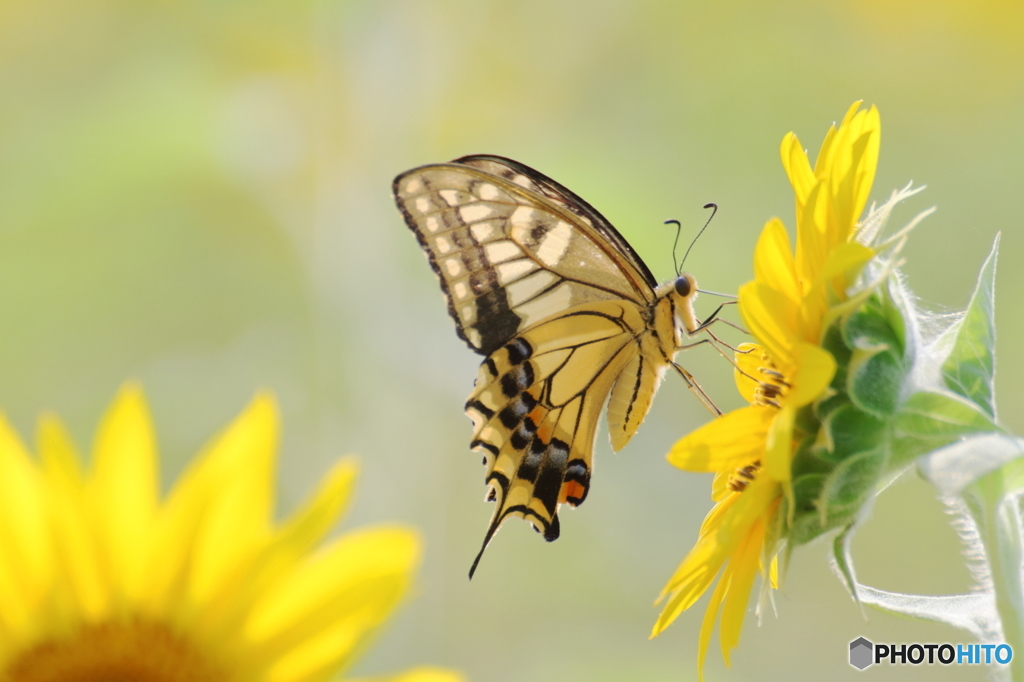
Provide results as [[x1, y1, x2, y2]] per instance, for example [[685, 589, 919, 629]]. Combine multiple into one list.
[[1, 0, 1020, 680]]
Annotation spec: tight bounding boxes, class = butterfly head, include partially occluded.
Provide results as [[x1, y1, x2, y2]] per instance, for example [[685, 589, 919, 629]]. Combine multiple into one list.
[[653, 273, 700, 342], [673, 273, 697, 299]]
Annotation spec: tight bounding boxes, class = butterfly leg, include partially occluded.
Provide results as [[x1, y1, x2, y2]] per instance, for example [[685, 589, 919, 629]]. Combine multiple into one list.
[[702, 327, 748, 355], [676, 335, 760, 385], [693, 300, 749, 337], [669, 361, 722, 417]]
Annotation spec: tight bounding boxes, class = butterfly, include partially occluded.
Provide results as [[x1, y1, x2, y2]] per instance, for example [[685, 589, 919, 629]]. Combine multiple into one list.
[[393, 155, 722, 577]]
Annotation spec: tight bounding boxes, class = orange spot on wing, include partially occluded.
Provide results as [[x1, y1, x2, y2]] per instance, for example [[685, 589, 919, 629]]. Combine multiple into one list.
[[531, 408, 553, 442], [560, 481, 586, 506]]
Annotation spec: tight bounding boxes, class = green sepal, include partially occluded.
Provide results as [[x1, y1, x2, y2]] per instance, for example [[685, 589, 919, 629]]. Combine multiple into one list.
[[938, 234, 999, 420], [842, 289, 906, 418], [817, 447, 886, 523], [847, 345, 903, 417], [831, 525, 863, 608], [841, 294, 902, 353], [813, 402, 886, 464]]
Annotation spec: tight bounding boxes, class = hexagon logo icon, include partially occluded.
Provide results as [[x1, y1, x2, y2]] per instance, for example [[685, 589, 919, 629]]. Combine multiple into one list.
[[850, 637, 874, 670]]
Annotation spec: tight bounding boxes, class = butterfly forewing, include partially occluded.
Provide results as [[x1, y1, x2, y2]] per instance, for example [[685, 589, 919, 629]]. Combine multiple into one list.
[[454, 155, 659, 290], [393, 160, 655, 356]]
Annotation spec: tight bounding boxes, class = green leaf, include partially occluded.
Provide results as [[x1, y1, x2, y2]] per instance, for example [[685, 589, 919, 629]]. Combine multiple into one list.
[[940, 234, 1000, 420], [891, 391, 999, 467], [855, 588, 1000, 640], [918, 433, 1024, 497]]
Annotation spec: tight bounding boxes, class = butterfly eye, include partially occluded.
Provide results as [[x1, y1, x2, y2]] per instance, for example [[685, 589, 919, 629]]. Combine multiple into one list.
[[674, 275, 692, 297]]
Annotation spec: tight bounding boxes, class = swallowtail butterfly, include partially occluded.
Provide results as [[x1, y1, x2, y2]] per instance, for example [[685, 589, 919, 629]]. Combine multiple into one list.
[[393, 155, 718, 576]]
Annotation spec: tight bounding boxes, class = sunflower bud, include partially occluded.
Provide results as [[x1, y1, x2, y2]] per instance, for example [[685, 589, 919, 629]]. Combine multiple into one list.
[[654, 102, 1006, 680], [788, 284, 909, 545]]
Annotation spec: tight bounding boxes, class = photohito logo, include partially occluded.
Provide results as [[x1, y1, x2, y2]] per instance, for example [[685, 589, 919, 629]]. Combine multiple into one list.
[[849, 637, 1013, 670]]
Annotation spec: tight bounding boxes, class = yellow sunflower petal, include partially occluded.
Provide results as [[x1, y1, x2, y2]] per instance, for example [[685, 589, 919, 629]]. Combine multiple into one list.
[[752, 218, 800, 303], [0, 415, 51, 646], [653, 479, 776, 632], [779, 132, 815, 207], [819, 235, 875, 284], [711, 470, 732, 502], [244, 526, 421, 680], [696, 565, 730, 680], [718, 515, 767, 667], [738, 281, 798, 371], [192, 458, 363, 640], [733, 342, 766, 404], [851, 106, 881, 226], [276, 458, 359, 556], [795, 180, 828, 287], [38, 415, 109, 622], [37, 415, 83, 491], [138, 462, 210, 617], [89, 384, 159, 605], [187, 393, 279, 607], [817, 101, 860, 181], [654, 501, 737, 623], [378, 668, 467, 682], [698, 490, 742, 537], [761, 346, 835, 488], [763, 406, 795, 484], [814, 102, 880, 244], [813, 119, 840, 179], [667, 405, 773, 473], [832, 103, 880, 233], [711, 477, 777, 548], [789, 342, 837, 407], [348, 668, 468, 682]]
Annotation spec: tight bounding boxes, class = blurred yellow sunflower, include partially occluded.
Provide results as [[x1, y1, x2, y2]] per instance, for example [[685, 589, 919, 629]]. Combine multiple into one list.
[[651, 102, 881, 676], [0, 384, 462, 682]]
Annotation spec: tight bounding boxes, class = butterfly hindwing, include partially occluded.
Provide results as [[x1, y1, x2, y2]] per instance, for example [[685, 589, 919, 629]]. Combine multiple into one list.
[[464, 300, 646, 576], [606, 344, 668, 452]]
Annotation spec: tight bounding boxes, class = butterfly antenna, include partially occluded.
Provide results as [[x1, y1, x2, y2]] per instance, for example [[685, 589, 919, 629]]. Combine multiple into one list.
[[664, 219, 683, 276], [679, 203, 718, 273]]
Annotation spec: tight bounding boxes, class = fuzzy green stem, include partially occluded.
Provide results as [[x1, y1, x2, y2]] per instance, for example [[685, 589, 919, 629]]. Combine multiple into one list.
[[969, 471, 1024, 681]]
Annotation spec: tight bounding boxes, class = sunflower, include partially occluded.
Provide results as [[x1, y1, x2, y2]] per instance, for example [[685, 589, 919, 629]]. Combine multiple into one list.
[[651, 102, 882, 676], [0, 384, 462, 682]]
